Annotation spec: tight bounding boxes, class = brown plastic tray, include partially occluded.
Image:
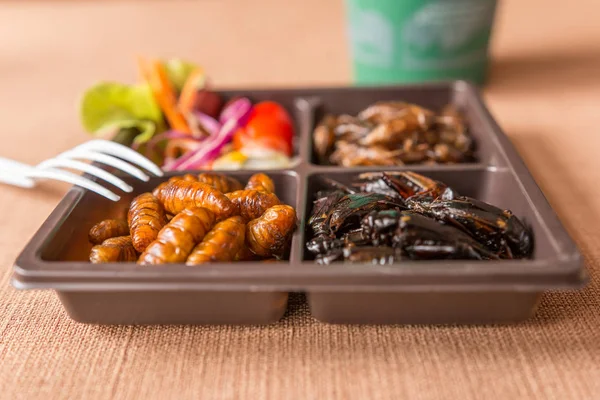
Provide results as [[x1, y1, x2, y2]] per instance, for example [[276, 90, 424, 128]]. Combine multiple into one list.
[[12, 81, 586, 325]]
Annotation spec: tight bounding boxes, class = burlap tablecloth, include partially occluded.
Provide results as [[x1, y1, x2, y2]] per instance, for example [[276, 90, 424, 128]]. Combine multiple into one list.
[[1, 1, 600, 399]]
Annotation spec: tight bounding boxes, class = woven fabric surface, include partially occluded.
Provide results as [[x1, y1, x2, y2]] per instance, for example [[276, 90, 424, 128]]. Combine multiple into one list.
[[1, 1, 600, 399]]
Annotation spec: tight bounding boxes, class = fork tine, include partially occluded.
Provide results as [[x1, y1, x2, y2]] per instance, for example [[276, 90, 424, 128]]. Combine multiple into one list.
[[27, 168, 120, 201], [57, 150, 150, 181], [36, 159, 133, 193], [75, 140, 164, 177]]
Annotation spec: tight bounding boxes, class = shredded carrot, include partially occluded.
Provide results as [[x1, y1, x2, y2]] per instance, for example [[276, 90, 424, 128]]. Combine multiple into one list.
[[138, 57, 191, 134], [178, 68, 206, 116]]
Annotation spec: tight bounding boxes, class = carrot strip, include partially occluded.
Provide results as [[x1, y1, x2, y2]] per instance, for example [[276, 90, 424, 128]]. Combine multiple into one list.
[[178, 68, 206, 116], [139, 57, 191, 134]]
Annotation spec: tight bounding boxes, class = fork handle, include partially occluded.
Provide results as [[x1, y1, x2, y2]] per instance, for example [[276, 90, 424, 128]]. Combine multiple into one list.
[[0, 157, 36, 188]]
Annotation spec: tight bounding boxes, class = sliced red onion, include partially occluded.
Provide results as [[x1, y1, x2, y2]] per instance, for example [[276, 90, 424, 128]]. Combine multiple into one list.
[[163, 148, 195, 170], [219, 97, 253, 126], [193, 111, 221, 136], [172, 118, 239, 171]]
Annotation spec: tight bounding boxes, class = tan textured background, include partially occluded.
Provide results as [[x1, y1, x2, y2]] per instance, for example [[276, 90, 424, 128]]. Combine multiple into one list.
[[2, 1, 600, 399]]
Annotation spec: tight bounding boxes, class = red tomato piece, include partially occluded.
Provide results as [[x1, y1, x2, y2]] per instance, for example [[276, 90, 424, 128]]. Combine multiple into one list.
[[232, 127, 293, 156]]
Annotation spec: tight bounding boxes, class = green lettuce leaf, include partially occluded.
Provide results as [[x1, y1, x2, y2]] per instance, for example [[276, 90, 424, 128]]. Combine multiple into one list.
[[162, 59, 199, 92], [80, 81, 163, 133]]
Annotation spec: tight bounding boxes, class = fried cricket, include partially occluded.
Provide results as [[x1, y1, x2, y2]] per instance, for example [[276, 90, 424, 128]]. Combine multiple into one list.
[[138, 207, 215, 264], [245, 173, 275, 193], [197, 173, 243, 193], [128, 193, 168, 253], [246, 205, 297, 258], [226, 189, 281, 221], [186, 216, 246, 264], [156, 180, 237, 220], [90, 236, 137, 263], [88, 219, 129, 245]]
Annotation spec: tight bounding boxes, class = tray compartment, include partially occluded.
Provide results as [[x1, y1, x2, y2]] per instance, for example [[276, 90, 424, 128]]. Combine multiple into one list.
[[303, 167, 555, 261], [301, 166, 574, 324], [40, 170, 300, 262], [22, 170, 299, 325], [303, 83, 503, 168]]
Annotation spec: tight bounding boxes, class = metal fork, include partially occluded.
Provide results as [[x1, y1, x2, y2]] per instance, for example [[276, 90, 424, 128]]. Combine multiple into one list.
[[0, 140, 163, 201]]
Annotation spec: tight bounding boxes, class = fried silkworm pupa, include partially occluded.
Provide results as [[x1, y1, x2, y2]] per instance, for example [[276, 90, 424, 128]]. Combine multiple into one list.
[[88, 219, 129, 245], [152, 175, 198, 198], [226, 189, 281, 221], [156, 180, 237, 221], [197, 172, 243, 193], [128, 193, 168, 253], [186, 216, 246, 264], [152, 181, 169, 199], [138, 207, 215, 264], [90, 236, 137, 263], [245, 173, 275, 193], [246, 205, 297, 258]]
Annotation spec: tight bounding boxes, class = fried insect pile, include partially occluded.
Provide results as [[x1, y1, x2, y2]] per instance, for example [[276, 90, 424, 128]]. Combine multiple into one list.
[[88, 173, 297, 264], [313, 102, 475, 167], [306, 171, 534, 265]]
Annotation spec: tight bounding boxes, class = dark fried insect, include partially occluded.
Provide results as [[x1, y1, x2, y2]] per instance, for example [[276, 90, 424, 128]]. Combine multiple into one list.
[[361, 209, 403, 246], [393, 211, 499, 260], [88, 219, 129, 245], [245, 173, 275, 193], [353, 176, 403, 199], [197, 172, 243, 193], [156, 180, 237, 221], [186, 216, 246, 264], [359, 171, 455, 203], [246, 205, 297, 258], [308, 190, 347, 234], [128, 193, 168, 253], [326, 193, 404, 234], [306, 189, 352, 255], [90, 236, 137, 263], [226, 189, 281, 221], [421, 196, 533, 258], [138, 207, 215, 264]]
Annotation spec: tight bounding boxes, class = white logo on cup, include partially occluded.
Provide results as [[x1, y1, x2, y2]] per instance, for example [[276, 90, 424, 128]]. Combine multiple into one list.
[[350, 10, 394, 67], [401, 0, 496, 69]]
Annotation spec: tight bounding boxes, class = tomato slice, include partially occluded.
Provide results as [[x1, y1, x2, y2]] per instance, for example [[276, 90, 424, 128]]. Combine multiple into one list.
[[253, 101, 293, 125], [245, 114, 293, 142], [245, 102, 294, 143], [233, 127, 293, 156]]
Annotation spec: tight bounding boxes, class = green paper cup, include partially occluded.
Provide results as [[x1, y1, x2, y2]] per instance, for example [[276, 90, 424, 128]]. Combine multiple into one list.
[[346, 0, 498, 85]]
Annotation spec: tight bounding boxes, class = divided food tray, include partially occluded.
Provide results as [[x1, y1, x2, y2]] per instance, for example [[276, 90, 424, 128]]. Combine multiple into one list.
[[12, 81, 586, 325]]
